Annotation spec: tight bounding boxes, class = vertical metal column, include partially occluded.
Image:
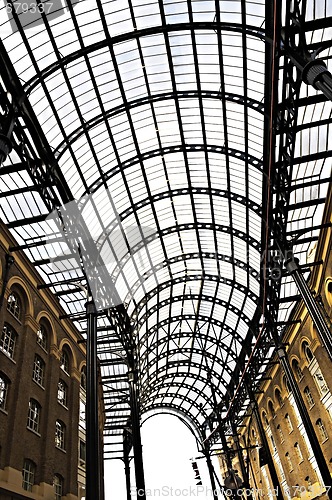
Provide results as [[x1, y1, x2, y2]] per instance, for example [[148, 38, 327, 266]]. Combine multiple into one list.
[[284, 256, 332, 360], [277, 346, 332, 498], [124, 455, 132, 500], [123, 429, 132, 500], [230, 422, 252, 498], [128, 370, 146, 500], [86, 299, 101, 500], [205, 449, 219, 500], [245, 381, 283, 499]]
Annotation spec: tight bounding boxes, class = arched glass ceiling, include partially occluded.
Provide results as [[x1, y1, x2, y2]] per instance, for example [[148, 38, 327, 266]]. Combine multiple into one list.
[[0, 0, 331, 456]]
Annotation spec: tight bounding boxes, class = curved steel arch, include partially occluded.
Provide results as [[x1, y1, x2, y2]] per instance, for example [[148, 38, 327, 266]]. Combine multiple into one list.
[[78, 144, 264, 194], [24, 22, 265, 95], [140, 378, 226, 408], [52, 92, 264, 160], [139, 367, 228, 403], [140, 406, 204, 446], [135, 293, 253, 330]]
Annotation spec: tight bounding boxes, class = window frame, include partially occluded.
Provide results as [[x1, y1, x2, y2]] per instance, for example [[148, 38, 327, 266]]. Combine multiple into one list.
[[55, 420, 66, 450], [0, 373, 9, 410], [27, 399, 41, 434], [60, 351, 70, 375], [36, 325, 48, 351], [32, 354, 45, 388], [0, 323, 17, 359], [57, 379, 68, 408], [53, 474, 63, 500], [316, 418, 328, 442], [7, 292, 21, 320], [22, 459, 35, 492]]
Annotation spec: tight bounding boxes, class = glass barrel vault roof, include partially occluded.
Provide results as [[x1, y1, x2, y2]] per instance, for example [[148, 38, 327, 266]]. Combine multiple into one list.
[[0, 0, 331, 454]]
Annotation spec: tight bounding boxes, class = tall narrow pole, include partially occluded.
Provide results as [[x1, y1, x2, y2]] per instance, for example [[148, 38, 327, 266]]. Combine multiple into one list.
[[205, 447, 219, 500], [230, 421, 252, 498], [128, 370, 146, 500], [277, 346, 332, 498], [124, 455, 132, 500], [285, 256, 332, 360], [123, 429, 132, 500], [86, 299, 101, 500], [246, 382, 283, 499]]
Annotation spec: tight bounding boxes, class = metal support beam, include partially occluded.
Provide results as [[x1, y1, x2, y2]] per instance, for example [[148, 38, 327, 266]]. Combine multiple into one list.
[[284, 256, 332, 360], [128, 370, 146, 500], [123, 429, 132, 500], [204, 447, 219, 500], [86, 300, 102, 500], [277, 346, 332, 498], [0, 254, 15, 311], [230, 422, 252, 498], [246, 383, 283, 499]]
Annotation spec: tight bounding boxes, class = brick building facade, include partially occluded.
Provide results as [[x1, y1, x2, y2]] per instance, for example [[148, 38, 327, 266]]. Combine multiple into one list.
[[0, 221, 88, 499], [219, 191, 332, 499]]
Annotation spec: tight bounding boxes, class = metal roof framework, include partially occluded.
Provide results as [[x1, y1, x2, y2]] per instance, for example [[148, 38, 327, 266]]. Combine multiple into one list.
[[0, 0, 331, 461]]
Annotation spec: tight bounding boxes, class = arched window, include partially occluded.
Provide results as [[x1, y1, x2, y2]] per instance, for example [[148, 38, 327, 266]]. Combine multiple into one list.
[[302, 342, 314, 364], [277, 424, 284, 443], [294, 442, 303, 463], [81, 366, 87, 390], [22, 459, 36, 491], [292, 360, 304, 382], [270, 435, 277, 453], [33, 355, 45, 387], [0, 373, 9, 410], [304, 386, 315, 408], [60, 350, 70, 375], [262, 411, 269, 427], [285, 452, 293, 472], [55, 420, 66, 450], [285, 414, 293, 433], [268, 401, 276, 418], [37, 325, 47, 351], [7, 292, 21, 320], [313, 369, 328, 397], [27, 399, 41, 433], [57, 380, 68, 407], [316, 419, 328, 442], [275, 388, 283, 407], [53, 474, 63, 500], [0, 323, 17, 359]]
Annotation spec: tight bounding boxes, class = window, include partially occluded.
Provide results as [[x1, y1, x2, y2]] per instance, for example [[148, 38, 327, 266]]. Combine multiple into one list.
[[262, 411, 269, 427], [292, 360, 304, 382], [270, 435, 277, 454], [313, 369, 329, 397], [275, 389, 283, 407], [285, 414, 293, 433], [277, 425, 284, 443], [285, 452, 293, 472], [304, 386, 315, 408], [303, 342, 314, 364], [316, 419, 328, 442], [0, 323, 17, 359], [0, 374, 8, 410], [37, 325, 47, 351], [268, 401, 276, 418], [79, 439, 86, 467], [33, 355, 45, 387], [60, 351, 69, 375], [57, 380, 68, 407], [55, 420, 65, 450], [81, 366, 87, 390], [53, 474, 63, 500], [294, 442, 303, 463], [7, 292, 21, 320], [22, 459, 35, 491], [27, 399, 41, 433]]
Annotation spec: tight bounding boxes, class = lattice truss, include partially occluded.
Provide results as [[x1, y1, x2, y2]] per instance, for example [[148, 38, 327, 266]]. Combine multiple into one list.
[[0, 0, 331, 457]]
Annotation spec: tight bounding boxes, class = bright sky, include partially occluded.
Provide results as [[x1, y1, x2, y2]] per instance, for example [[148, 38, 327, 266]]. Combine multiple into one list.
[[104, 414, 224, 500]]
